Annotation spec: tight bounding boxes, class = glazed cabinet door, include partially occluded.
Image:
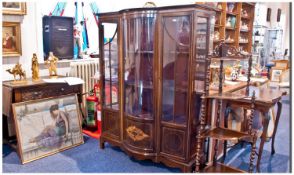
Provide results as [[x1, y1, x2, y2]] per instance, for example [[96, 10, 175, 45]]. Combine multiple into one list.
[[189, 11, 214, 161], [159, 12, 193, 160], [99, 21, 120, 140], [123, 13, 156, 153]]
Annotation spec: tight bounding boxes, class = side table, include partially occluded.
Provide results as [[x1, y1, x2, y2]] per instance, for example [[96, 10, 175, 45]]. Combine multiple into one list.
[[209, 86, 286, 172], [2, 77, 83, 141]]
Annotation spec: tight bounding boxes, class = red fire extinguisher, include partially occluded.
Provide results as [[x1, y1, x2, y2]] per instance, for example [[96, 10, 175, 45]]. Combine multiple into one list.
[[93, 82, 102, 134], [86, 89, 99, 131]]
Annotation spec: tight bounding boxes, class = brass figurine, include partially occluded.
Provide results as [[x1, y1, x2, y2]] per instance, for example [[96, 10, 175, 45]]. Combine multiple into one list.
[[45, 52, 59, 77], [6, 63, 26, 81], [31, 53, 40, 81]]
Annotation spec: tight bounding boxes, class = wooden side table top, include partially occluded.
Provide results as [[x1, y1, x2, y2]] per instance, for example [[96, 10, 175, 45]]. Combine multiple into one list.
[[209, 77, 269, 96], [3, 76, 66, 88], [2, 76, 83, 117], [208, 86, 286, 109]]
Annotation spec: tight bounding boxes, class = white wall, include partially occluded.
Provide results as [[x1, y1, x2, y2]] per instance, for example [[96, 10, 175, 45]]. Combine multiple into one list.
[[2, 2, 72, 81], [2, 1, 291, 81], [255, 2, 290, 55], [3, 2, 40, 81], [2, 0, 195, 81]]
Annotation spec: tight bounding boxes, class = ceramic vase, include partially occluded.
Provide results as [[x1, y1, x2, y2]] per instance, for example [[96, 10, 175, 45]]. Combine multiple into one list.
[[227, 3, 235, 12], [230, 17, 236, 28]]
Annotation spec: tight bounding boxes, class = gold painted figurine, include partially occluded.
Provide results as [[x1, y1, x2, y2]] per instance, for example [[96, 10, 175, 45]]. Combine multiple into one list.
[[45, 52, 59, 77], [6, 63, 26, 81], [31, 53, 40, 81]]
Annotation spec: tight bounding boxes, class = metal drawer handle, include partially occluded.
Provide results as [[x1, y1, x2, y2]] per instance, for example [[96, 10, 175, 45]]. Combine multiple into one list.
[[61, 88, 65, 91]]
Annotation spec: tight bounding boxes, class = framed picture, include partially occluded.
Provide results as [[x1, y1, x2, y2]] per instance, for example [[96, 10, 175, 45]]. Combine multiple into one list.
[[272, 60, 289, 69], [2, 2, 27, 15], [277, 8, 282, 22], [2, 22, 22, 57], [270, 68, 283, 82], [266, 8, 271, 22], [12, 94, 84, 164]]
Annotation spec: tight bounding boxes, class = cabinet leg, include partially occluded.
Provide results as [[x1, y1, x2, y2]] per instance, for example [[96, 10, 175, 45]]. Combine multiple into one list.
[[183, 165, 192, 173], [222, 140, 227, 163], [222, 106, 230, 163], [249, 132, 257, 173], [256, 112, 270, 172], [271, 101, 282, 155], [100, 139, 105, 149]]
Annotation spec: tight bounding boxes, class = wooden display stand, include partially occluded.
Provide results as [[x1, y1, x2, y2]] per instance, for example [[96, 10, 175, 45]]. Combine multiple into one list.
[[213, 2, 255, 53], [195, 43, 286, 173]]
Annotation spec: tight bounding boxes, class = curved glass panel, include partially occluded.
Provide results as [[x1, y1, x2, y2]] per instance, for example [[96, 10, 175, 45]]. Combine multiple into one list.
[[102, 23, 119, 110], [123, 16, 155, 119]]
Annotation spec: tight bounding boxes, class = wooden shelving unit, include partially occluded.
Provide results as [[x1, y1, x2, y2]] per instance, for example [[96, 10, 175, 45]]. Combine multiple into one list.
[[195, 43, 258, 173], [212, 2, 255, 54]]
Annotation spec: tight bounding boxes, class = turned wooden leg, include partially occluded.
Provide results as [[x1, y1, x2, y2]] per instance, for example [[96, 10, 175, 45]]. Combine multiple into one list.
[[256, 112, 270, 172], [195, 136, 201, 172], [271, 101, 282, 155], [222, 108, 228, 162], [222, 140, 227, 163], [213, 139, 219, 166], [249, 132, 257, 173], [242, 109, 248, 132], [222, 106, 230, 163], [183, 165, 192, 173], [195, 97, 207, 172]]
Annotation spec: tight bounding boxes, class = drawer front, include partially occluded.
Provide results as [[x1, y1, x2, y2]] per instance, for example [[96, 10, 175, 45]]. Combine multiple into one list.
[[124, 118, 154, 151], [20, 84, 80, 102]]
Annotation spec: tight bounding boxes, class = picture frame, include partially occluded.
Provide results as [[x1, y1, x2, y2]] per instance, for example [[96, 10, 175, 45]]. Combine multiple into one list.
[[277, 8, 282, 22], [2, 22, 22, 57], [270, 68, 283, 82], [266, 8, 271, 22], [2, 2, 27, 15], [12, 94, 84, 164], [272, 60, 289, 69], [279, 69, 289, 83]]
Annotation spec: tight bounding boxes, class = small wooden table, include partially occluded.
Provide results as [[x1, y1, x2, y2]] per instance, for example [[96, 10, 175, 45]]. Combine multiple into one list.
[[208, 86, 286, 172], [2, 77, 83, 141]]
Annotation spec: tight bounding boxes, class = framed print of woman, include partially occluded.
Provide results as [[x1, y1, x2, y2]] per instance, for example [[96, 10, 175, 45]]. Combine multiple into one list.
[[12, 94, 84, 164]]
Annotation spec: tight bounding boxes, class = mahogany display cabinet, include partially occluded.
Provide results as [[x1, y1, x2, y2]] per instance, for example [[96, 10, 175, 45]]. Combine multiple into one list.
[[98, 4, 215, 172]]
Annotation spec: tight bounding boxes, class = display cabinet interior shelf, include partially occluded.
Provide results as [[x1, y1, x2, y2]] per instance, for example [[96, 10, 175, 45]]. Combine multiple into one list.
[[98, 4, 216, 172], [212, 2, 255, 54]]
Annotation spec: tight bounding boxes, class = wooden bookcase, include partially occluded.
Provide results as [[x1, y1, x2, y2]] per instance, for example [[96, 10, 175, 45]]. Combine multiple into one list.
[[213, 2, 255, 54]]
